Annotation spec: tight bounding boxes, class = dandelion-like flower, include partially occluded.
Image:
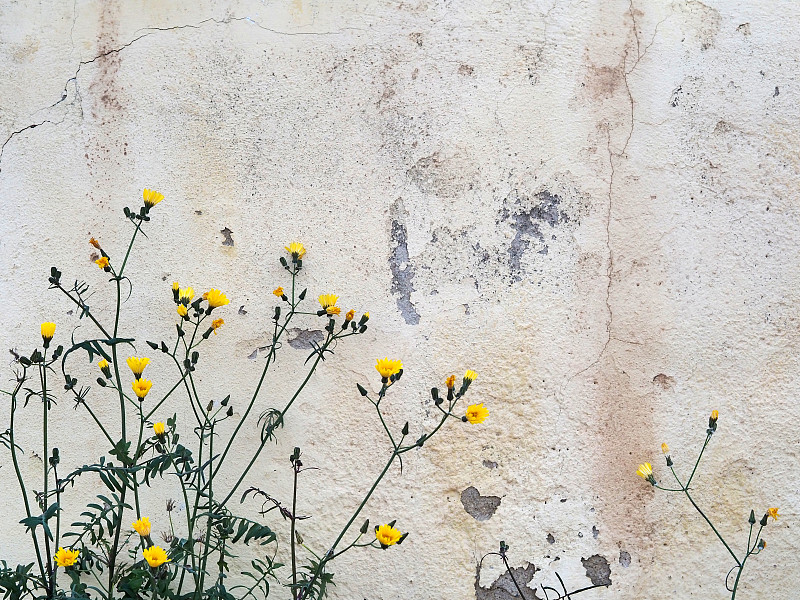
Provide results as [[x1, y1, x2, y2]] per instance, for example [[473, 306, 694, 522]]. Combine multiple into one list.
[[465, 403, 489, 424], [205, 289, 230, 309], [177, 305, 188, 318], [142, 545, 171, 568], [710, 410, 719, 421], [179, 287, 195, 304], [375, 524, 402, 548], [661, 443, 669, 454], [636, 462, 656, 485], [464, 370, 478, 382], [132, 517, 152, 537], [318, 294, 339, 314], [41, 322, 56, 346], [95, 256, 109, 270], [172, 281, 179, 292], [132, 379, 152, 400], [98, 359, 112, 379], [89, 237, 101, 249], [375, 358, 403, 380], [446, 375, 456, 389], [211, 318, 224, 334], [273, 287, 284, 297], [54, 547, 79, 568], [153, 422, 166, 436], [143, 188, 164, 210], [345, 309, 355, 322], [767, 507, 779, 521], [285, 242, 306, 260], [127, 356, 150, 380]]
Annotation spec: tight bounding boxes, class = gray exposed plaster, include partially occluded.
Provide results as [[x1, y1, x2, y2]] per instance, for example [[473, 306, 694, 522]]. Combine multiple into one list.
[[388, 198, 420, 325], [287, 328, 325, 350], [581, 554, 612, 586], [460, 486, 501, 521], [475, 562, 539, 600]]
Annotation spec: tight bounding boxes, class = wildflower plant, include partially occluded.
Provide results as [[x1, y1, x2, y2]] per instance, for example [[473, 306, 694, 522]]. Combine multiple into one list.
[[0, 190, 486, 599], [636, 411, 779, 599]]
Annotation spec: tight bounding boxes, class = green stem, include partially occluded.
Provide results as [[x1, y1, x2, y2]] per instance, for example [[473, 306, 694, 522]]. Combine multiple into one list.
[[291, 462, 299, 600], [39, 356, 54, 598]]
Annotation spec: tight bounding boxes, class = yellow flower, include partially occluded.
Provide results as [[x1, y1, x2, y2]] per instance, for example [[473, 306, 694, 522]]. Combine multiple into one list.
[[345, 309, 355, 322], [54, 547, 79, 568], [41, 322, 56, 345], [127, 356, 150, 379], [172, 281, 179, 291], [179, 287, 195, 304], [211, 318, 224, 334], [132, 517, 152, 537], [205, 289, 230, 309], [464, 370, 478, 382], [142, 545, 171, 568], [153, 422, 166, 436], [285, 242, 306, 259], [465, 403, 489, 424], [375, 358, 403, 379], [375, 524, 402, 547], [132, 379, 153, 400], [98, 359, 111, 379], [143, 188, 164, 209], [318, 294, 339, 314], [767, 507, 779, 521], [446, 375, 456, 389], [661, 443, 669, 454], [89, 237, 101, 249], [362, 311, 370, 322], [636, 462, 655, 484], [177, 305, 188, 317], [95, 256, 109, 270], [273, 287, 284, 297], [710, 410, 719, 422]]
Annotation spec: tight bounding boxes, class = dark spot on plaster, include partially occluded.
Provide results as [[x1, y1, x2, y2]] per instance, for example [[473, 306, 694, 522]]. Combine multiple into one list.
[[669, 85, 682, 107], [461, 486, 501, 521], [287, 328, 325, 350], [221, 228, 234, 247], [475, 561, 540, 600], [90, 252, 99, 262], [238, 306, 247, 315], [577, 532, 583, 538], [773, 86, 779, 97], [652, 373, 676, 390], [389, 199, 420, 325], [619, 551, 631, 568], [409, 32, 423, 47], [247, 349, 258, 360], [581, 555, 612, 586], [195, 210, 203, 215], [592, 526, 599, 539], [546, 533, 555, 544], [459, 64, 475, 76], [500, 190, 569, 280], [736, 23, 751, 36], [483, 460, 498, 469]]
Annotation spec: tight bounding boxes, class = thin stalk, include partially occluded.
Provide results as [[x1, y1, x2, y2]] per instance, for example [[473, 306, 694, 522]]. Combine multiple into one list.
[[39, 356, 54, 598], [500, 553, 529, 600], [291, 462, 299, 600]]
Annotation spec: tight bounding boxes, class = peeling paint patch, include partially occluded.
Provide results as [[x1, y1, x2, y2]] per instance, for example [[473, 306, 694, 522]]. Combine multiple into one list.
[[619, 551, 631, 568], [461, 486, 501, 521], [389, 198, 420, 325], [287, 328, 325, 349], [500, 190, 570, 280], [652, 373, 675, 389], [581, 554, 612, 586], [546, 533, 555, 544], [475, 562, 539, 600], [482, 459, 498, 469], [221, 227, 234, 246]]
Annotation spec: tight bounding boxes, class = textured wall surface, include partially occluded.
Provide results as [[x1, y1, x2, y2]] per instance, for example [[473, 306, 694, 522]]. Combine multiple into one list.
[[1, 1, 798, 598]]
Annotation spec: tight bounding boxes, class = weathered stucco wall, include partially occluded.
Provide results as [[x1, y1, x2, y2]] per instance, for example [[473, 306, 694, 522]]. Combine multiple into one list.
[[1, 1, 798, 598]]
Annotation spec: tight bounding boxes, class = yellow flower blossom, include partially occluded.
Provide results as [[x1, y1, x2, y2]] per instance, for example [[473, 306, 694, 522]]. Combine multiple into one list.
[[96, 256, 109, 270], [211, 318, 224, 334], [54, 547, 79, 568], [98, 359, 111, 378], [375, 524, 402, 547], [153, 422, 166, 436], [127, 356, 150, 379], [41, 322, 56, 345], [345, 309, 355, 321], [361, 311, 369, 322], [273, 287, 284, 297], [710, 410, 719, 422], [143, 188, 164, 209], [142, 545, 171, 568], [132, 517, 152, 537], [89, 237, 101, 249], [375, 358, 403, 379], [132, 379, 152, 400], [177, 305, 188, 318], [465, 403, 489, 424], [661, 443, 669, 454], [767, 507, 779, 521], [318, 294, 339, 314], [205, 289, 230, 309], [172, 281, 179, 291], [464, 370, 478, 382], [636, 462, 655, 484], [285, 242, 306, 259], [446, 375, 456, 389], [179, 287, 194, 304]]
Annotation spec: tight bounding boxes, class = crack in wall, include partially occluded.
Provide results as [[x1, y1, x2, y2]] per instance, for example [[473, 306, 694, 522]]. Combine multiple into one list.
[[0, 16, 364, 171], [389, 198, 420, 325]]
